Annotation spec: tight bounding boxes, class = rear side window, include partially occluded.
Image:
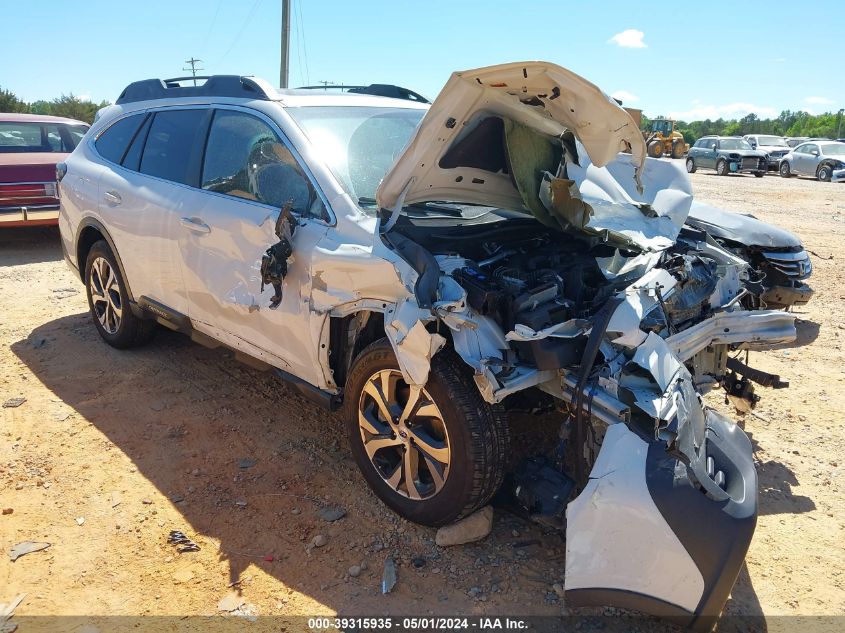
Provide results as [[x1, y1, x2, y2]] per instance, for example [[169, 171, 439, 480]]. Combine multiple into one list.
[[95, 114, 145, 164], [140, 109, 209, 185], [201, 109, 326, 219]]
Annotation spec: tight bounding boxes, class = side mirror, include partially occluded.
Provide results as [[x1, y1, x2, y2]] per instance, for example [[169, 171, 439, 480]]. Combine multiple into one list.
[[811, 150, 820, 156]]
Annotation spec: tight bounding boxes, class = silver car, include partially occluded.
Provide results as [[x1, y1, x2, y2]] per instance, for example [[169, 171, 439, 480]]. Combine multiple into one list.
[[779, 140, 845, 181]]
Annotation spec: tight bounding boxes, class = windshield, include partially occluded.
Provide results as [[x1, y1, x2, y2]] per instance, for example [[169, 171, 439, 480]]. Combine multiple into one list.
[[0, 121, 89, 153], [720, 139, 752, 150], [287, 105, 425, 213], [821, 142, 845, 156], [756, 135, 788, 147]]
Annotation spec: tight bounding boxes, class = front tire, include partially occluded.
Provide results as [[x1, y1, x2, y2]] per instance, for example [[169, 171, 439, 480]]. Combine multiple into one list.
[[817, 165, 832, 182], [754, 171, 765, 178], [716, 159, 729, 176], [686, 157, 697, 173], [780, 161, 792, 178], [343, 339, 509, 526], [647, 140, 664, 159], [84, 240, 155, 349]]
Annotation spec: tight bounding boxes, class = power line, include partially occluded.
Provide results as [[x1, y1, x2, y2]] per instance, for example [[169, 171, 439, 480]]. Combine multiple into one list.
[[183, 58, 204, 85], [295, 0, 309, 85], [216, 0, 264, 68]]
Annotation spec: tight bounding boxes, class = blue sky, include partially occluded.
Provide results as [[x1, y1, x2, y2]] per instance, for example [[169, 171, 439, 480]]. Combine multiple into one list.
[[3, 0, 842, 120]]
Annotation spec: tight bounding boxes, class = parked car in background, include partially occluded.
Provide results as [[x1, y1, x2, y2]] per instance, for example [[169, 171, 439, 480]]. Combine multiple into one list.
[[743, 134, 791, 170], [57, 63, 798, 627], [685, 202, 813, 309], [0, 113, 89, 227], [686, 136, 767, 177], [786, 136, 810, 148], [779, 140, 845, 181]]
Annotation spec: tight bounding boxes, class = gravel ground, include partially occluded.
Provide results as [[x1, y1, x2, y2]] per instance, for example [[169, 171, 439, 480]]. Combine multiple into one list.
[[1, 170, 843, 631]]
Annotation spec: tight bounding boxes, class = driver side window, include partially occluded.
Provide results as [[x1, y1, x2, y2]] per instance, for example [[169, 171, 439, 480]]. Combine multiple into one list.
[[201, 109, 328, 221]]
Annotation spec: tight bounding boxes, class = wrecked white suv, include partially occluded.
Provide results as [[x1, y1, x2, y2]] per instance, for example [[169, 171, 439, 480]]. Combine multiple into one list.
[[59, 63, 797, 627]]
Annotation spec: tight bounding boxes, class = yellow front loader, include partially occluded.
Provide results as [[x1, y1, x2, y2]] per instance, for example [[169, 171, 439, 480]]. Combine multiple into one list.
[[645, 118, 689, 159]]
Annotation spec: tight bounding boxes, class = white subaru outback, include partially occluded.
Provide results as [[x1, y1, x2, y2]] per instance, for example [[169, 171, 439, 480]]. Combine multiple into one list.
[[59, 62, 797, 627]]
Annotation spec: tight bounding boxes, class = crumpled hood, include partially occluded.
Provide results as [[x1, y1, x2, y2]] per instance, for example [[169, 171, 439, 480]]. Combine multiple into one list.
[[686, 201, 801, 248], [377, 61, 646, 215]]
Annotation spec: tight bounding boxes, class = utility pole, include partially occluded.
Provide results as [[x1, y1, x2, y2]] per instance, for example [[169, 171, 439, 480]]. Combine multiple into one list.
[[838, 108, 844, 139], [183, 58, 204, 86], [280, 0, 291, 88]]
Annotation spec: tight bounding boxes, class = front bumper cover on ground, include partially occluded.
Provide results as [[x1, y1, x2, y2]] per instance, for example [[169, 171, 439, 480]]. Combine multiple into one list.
[[565, 409, 757, 632]]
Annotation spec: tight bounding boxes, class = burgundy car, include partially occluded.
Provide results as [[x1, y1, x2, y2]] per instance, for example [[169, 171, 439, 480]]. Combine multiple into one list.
[[0, 113, 89, 227]]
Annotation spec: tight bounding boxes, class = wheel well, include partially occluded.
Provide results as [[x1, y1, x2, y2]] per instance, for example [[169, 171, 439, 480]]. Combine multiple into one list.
[[76, 225, 104, 281], [329, 311, 386, 390]]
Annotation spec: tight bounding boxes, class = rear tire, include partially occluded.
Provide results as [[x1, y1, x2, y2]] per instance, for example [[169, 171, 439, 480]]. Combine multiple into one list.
[[671, 141, 685, 159], [84, 240, 155, 349], [343, 339, 509, 526], [716, 159, 729, 176], [686, 158, 697, 173], [817, 165, 832, 182], [754, 171, 765, 178], [780, 161, 792, 178]]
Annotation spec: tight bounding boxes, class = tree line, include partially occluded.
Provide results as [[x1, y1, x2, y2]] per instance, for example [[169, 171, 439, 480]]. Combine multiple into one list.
[[1, 86, 110, 124], [3, 83, 842, 141], [643, 110, 844, 144]]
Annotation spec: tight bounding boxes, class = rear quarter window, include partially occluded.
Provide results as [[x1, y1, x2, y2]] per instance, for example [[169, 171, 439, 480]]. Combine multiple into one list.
[[95, 114, 145, 164]]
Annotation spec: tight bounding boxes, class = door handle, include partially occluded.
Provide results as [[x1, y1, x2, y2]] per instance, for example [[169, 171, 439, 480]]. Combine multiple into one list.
[[103, 190, 122, 205], [180, 216, 211, 234]]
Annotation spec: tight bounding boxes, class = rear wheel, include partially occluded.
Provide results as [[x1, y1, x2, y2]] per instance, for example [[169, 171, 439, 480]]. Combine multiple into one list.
[[716, 159, 729, 176], [344, 339, 509, 526], [84, 240, 155, 349], [780, 161, 792, 178], [817, 165, 832, 182], [754, 171, 765, 178], [686, 157, 697, 173], [671, 141, 685, 159], [647, 140, 664, 159]]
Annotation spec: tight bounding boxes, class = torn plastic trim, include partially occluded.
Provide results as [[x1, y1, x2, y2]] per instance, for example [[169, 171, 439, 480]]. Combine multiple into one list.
[[665, 310, 796, 362]]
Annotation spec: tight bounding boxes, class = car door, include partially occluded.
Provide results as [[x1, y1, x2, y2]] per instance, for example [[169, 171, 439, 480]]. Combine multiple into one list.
[[699, 139, 718, 169], [179, 106, 330, 384], [95, 109, 203, 315], [804, 143, 821, 176], [792, 144, 811, 175]]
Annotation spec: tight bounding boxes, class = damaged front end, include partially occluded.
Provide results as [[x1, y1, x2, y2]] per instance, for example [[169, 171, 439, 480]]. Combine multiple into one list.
[[372, 62, 797, 626]]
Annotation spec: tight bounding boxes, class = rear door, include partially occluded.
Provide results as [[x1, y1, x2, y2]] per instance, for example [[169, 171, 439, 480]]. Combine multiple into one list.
[[97, 108, 210, 316], [179, 106, 330, 383]]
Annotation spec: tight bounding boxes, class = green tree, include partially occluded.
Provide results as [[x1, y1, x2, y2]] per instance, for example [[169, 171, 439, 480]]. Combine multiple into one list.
[[0, 86, 28, 113], [48, 94, 110, 124]]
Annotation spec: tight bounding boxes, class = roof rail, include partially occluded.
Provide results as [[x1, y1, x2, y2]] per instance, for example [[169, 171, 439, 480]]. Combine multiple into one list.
[[115, 75, 278, 105], [296, 83, 430, 104]]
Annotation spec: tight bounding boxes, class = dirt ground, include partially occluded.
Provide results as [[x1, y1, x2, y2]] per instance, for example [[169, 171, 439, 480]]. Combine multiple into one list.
[[2, 171, 844, 630]]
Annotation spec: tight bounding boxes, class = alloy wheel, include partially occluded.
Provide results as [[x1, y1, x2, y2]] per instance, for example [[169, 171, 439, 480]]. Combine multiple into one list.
[[357, 369, 451, 500], [89, 256, 122, 334]]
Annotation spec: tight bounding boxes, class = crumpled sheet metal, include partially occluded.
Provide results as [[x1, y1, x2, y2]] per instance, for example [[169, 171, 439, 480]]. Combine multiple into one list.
[[564, 149, 693, 252], [384, 299, 445, 387], [595, 249, 662, 281], [505, 319, 591, 342], [606, 268, 677, 348]]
